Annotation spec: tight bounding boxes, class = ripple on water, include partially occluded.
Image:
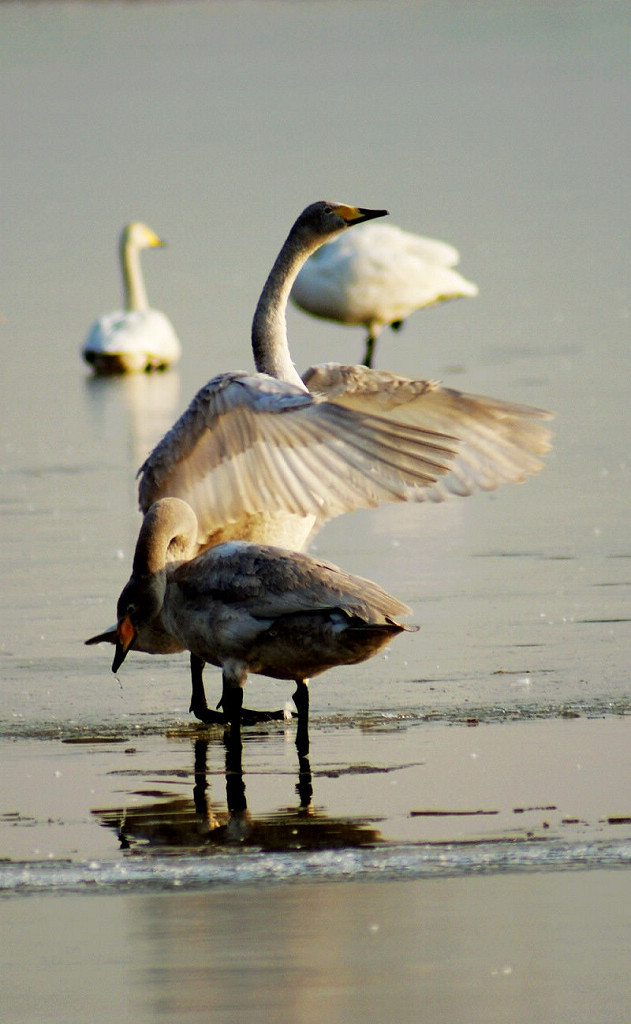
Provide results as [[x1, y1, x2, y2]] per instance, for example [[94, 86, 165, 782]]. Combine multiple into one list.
[[2, 837, 631, 897]]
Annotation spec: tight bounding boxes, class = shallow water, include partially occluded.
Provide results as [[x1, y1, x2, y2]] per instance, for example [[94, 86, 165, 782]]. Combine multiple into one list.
[[4, 871, 629, 1024], [1, 1, 630, 1019], [2, 716, 630, 895]]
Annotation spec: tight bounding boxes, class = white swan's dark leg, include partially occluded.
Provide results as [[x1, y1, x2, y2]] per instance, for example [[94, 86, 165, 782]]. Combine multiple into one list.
[[362, 329, 378, 368], [189, 654, 225, 724], [220, 664, 248, 745], [189, 653, 288, 725]]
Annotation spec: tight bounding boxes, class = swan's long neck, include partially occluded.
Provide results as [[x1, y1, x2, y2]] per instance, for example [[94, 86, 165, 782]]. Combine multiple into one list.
[[121, 238, 149, 312], [251, 226, 327, 391], [133, 499, 198, 579]]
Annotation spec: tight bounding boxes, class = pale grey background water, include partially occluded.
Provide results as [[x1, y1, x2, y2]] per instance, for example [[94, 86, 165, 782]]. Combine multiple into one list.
[[1, 3, 630, 1021]]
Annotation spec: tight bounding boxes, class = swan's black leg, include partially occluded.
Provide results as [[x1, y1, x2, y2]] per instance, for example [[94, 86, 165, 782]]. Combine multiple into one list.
[[189, 654, 226, 724], [189, 654, 288, 725], [220, 668, 246, 745], [363, 332, 376, 368]]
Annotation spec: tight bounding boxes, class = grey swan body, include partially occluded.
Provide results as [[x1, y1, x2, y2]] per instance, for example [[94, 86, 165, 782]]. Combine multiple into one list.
[[112, 498, 413, 735]]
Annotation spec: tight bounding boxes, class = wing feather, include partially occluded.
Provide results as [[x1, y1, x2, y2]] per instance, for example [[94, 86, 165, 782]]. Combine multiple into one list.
[[302, 363, 553, 502], [138, 372, 457, 551]]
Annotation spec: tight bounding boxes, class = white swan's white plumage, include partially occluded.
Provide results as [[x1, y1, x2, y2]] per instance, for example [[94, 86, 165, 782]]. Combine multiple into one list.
[[291, 220, 479, 366], [138, 369, 457, 554], [82, 222, 181, 374]]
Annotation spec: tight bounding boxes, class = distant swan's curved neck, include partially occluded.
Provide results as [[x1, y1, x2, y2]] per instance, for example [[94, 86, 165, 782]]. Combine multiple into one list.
[[251, 227, 322, 391], [121, 238, 149, 312]]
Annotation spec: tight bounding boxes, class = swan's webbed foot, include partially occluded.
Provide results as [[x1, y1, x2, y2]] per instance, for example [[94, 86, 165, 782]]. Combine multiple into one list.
[[190, 701, 289, 726], [190, 655, 290, 727], [240, 706, 290, 725], [190, 702, 227, 725]]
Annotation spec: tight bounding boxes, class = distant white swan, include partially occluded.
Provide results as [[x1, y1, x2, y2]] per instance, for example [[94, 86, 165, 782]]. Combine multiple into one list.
[[291, 220, 478, 366], [82, 221, 181, 375], [110, 497, 414, 734]]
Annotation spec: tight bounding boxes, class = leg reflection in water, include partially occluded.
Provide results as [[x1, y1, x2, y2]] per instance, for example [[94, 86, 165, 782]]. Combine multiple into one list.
[[95, 724, 381, 853], [293, 683, 313, 811], [190, 726, 314, 851]]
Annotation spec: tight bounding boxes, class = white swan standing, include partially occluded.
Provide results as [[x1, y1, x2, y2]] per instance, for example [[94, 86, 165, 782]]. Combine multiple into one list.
[[290, 221, 479, 367], [111, 497, 415, 738], [88, 201, 552, 724], [82, 222, 181, 375]]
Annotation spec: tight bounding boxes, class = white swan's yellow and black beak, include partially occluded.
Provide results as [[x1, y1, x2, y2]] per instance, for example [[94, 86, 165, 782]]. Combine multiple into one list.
[[332, 204, 388, 226], [112, 615, 135, 673]]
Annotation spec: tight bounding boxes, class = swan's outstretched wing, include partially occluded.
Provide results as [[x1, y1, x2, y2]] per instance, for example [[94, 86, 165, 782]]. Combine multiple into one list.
[[302, 363, 553, 501], [138, 372, 457, 552]]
